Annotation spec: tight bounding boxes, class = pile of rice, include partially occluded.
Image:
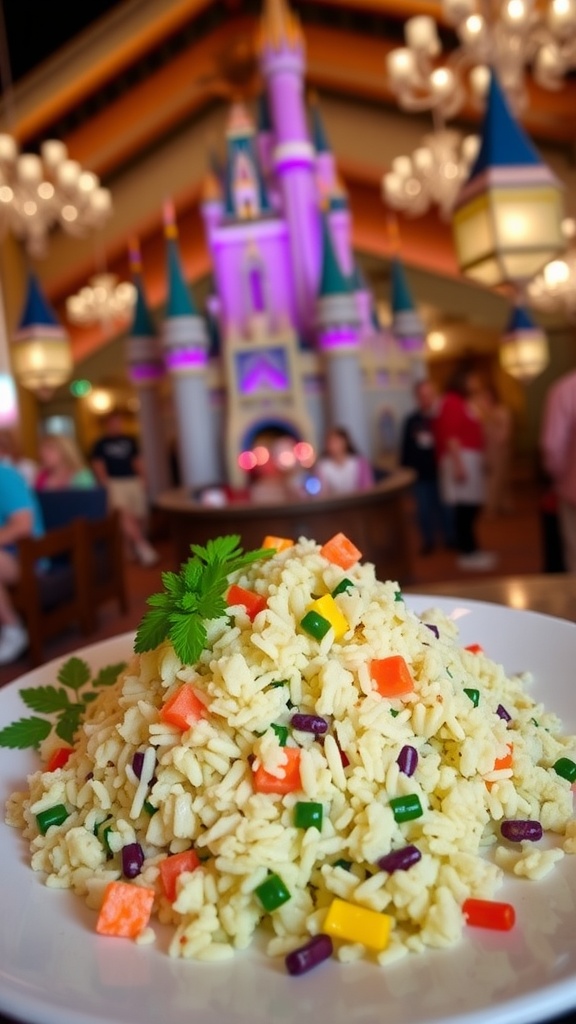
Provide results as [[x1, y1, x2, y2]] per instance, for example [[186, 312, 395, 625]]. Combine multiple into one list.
[[5, 536, 576, 965]]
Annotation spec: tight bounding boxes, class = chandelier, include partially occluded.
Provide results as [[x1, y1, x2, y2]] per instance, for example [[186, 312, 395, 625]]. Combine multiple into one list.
[[382, 127, 480, 219], [0, 136, 112, 259], [66, 273, 136, 329], [386, 0, 576, 119]]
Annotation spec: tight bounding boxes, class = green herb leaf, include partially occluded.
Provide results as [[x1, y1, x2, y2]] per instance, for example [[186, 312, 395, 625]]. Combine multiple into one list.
[[20, 685, 72, 714], [57, 656, 91, 691], [134, 534, 274, 664], [93, 663, 126, 688], [55, 706, 84, 745], [0, 716, 52, 750]]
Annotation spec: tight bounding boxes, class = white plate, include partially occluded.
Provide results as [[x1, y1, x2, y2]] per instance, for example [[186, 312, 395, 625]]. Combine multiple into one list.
[[1, 598, 576, 1024]]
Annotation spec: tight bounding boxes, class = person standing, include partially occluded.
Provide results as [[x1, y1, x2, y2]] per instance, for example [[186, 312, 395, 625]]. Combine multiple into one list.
[[540, 367, 576, 572], [400, 378, 453, 555], [0, 463, 44, 664], [90, 411, 158, 567], [434, 362, 495, 570]]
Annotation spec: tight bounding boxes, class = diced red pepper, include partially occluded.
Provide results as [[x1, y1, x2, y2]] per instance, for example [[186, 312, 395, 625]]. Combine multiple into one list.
[[320, 533, 362, 570], [226, 583, 267, 622], [369, 655, 414, 697], [463, 897, 515, 931], [160, 684, 207, 730], [159, 849, 201, 902], [252, 747, 301, 794], [46, 746, 73, 772], [464, 643, 484, 654]]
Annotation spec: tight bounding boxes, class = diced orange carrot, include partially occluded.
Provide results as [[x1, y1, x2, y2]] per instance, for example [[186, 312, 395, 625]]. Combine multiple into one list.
[[262, 535, 294, 552], [369, 655, 414, 697], [493, 743, 514, 771], [159, 849, 201, 902], [227, 583, 267, 622], [160, 684, 207, 730], [46, 746, 73, 772], [320, 532, 362, 570], [252, 747, 301, 794], [486, 743, 514, 790], [465, 643, 484, 654], [96, 880, 155, 938]]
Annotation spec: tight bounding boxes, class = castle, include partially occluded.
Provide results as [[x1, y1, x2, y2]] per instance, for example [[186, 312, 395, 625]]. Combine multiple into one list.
[[127, 0, 424, 495]]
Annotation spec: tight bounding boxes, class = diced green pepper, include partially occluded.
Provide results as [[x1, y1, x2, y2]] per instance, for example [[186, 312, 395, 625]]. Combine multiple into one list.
[[271, 723, 289, 746], [331, 578, 354, 597], [294, 801, 323, 830], [300, 610, 331, 640], [463, 687, 480, 707], [36, 803, 69, 835], [390, 794, 423, 823], [255, 873, 291, 912]]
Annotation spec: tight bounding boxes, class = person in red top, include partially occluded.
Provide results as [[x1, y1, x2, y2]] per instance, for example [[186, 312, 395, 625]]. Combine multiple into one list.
[[435, 362, 495, 570]]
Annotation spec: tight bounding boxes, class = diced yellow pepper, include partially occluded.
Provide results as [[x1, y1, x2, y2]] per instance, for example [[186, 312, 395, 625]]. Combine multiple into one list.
[[308, 594, 349, 641], [323, 897, 392, 951], [262, 535, 294, 552]]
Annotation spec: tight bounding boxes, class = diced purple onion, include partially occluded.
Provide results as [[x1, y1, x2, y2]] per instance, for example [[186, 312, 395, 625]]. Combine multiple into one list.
[[285, 933, 333, 976], [290, 713, 328, 735], [122, 841, 145, 878], [496, 704, 512, 722], [425, 623, 439, 639], [377, 844, 422, 874], [500, 819, 543, 843], [132, 751, 145, 779], [397, 744, 418, 777]]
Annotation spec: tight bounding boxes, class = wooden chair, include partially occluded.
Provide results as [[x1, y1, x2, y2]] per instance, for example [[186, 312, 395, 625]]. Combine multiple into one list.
[[76, 510, 129, 634], [12, 509, 128, 667], [12, 520, 85, 667]]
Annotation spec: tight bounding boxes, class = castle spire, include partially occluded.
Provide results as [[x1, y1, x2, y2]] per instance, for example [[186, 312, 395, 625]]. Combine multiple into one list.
[[257, 0, 304, 53], [163, 200, 198, 318]]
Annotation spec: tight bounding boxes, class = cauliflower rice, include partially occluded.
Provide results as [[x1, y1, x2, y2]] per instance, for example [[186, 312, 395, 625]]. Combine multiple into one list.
[[5, 535, 576, 966]]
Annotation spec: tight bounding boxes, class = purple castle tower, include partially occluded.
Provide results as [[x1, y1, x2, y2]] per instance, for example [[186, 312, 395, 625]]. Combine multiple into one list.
[[193, 0, 389, 486]]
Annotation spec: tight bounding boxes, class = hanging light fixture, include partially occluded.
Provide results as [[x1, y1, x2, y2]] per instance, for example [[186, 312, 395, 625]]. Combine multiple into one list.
[[66, 272, 136, 328], [451, 72, 565, 289], [383, 128, 480, 220], [386, 0, 576, 119], [499, 304, 548, 381], [526, 217, 576, 320], [11, 270, 73, 395], [0, 136, 112, 259]]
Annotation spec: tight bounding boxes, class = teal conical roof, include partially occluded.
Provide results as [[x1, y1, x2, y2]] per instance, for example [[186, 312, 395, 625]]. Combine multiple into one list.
[[130, 264, 156, 338], [390, 257, 415, 314], [166, 236, 197, 318], [311, 102, 330, 154], [318, 213, 351, 297], [18, 270, 61, 330], [468, 72, 544, 182]]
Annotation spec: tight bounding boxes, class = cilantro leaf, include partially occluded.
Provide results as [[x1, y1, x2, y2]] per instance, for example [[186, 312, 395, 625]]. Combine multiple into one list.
[[20, 686, 72, 714], [93, 663, 126, 688], [55, 705, 85, 745], [0, 716, 52, 750], [133, 534, 274, 665], [57, 657, 91, 691], [134, 608, 172, 653]]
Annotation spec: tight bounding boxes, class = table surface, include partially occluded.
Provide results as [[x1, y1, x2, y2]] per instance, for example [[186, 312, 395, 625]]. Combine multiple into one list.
[[405, 573, 576, 624], [3, 572, 576, 1024]]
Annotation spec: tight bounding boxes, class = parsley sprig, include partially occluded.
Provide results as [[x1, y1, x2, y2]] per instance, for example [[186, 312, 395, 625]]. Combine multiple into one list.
[[0, 656, 126, 750], [134, 534, 274, 665]]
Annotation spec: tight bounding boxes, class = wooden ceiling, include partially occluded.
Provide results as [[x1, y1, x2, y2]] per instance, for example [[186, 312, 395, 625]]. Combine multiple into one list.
[[5, 0, 576, 365]]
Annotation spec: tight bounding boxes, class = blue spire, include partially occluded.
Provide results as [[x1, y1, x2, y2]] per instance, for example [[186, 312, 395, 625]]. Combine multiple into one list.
[[18, 270, 61, 330], [468, 72, 544, 182], [390, 257, 415, 314], [318, 213, 351, 297], [311, 101, 330, 153]]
